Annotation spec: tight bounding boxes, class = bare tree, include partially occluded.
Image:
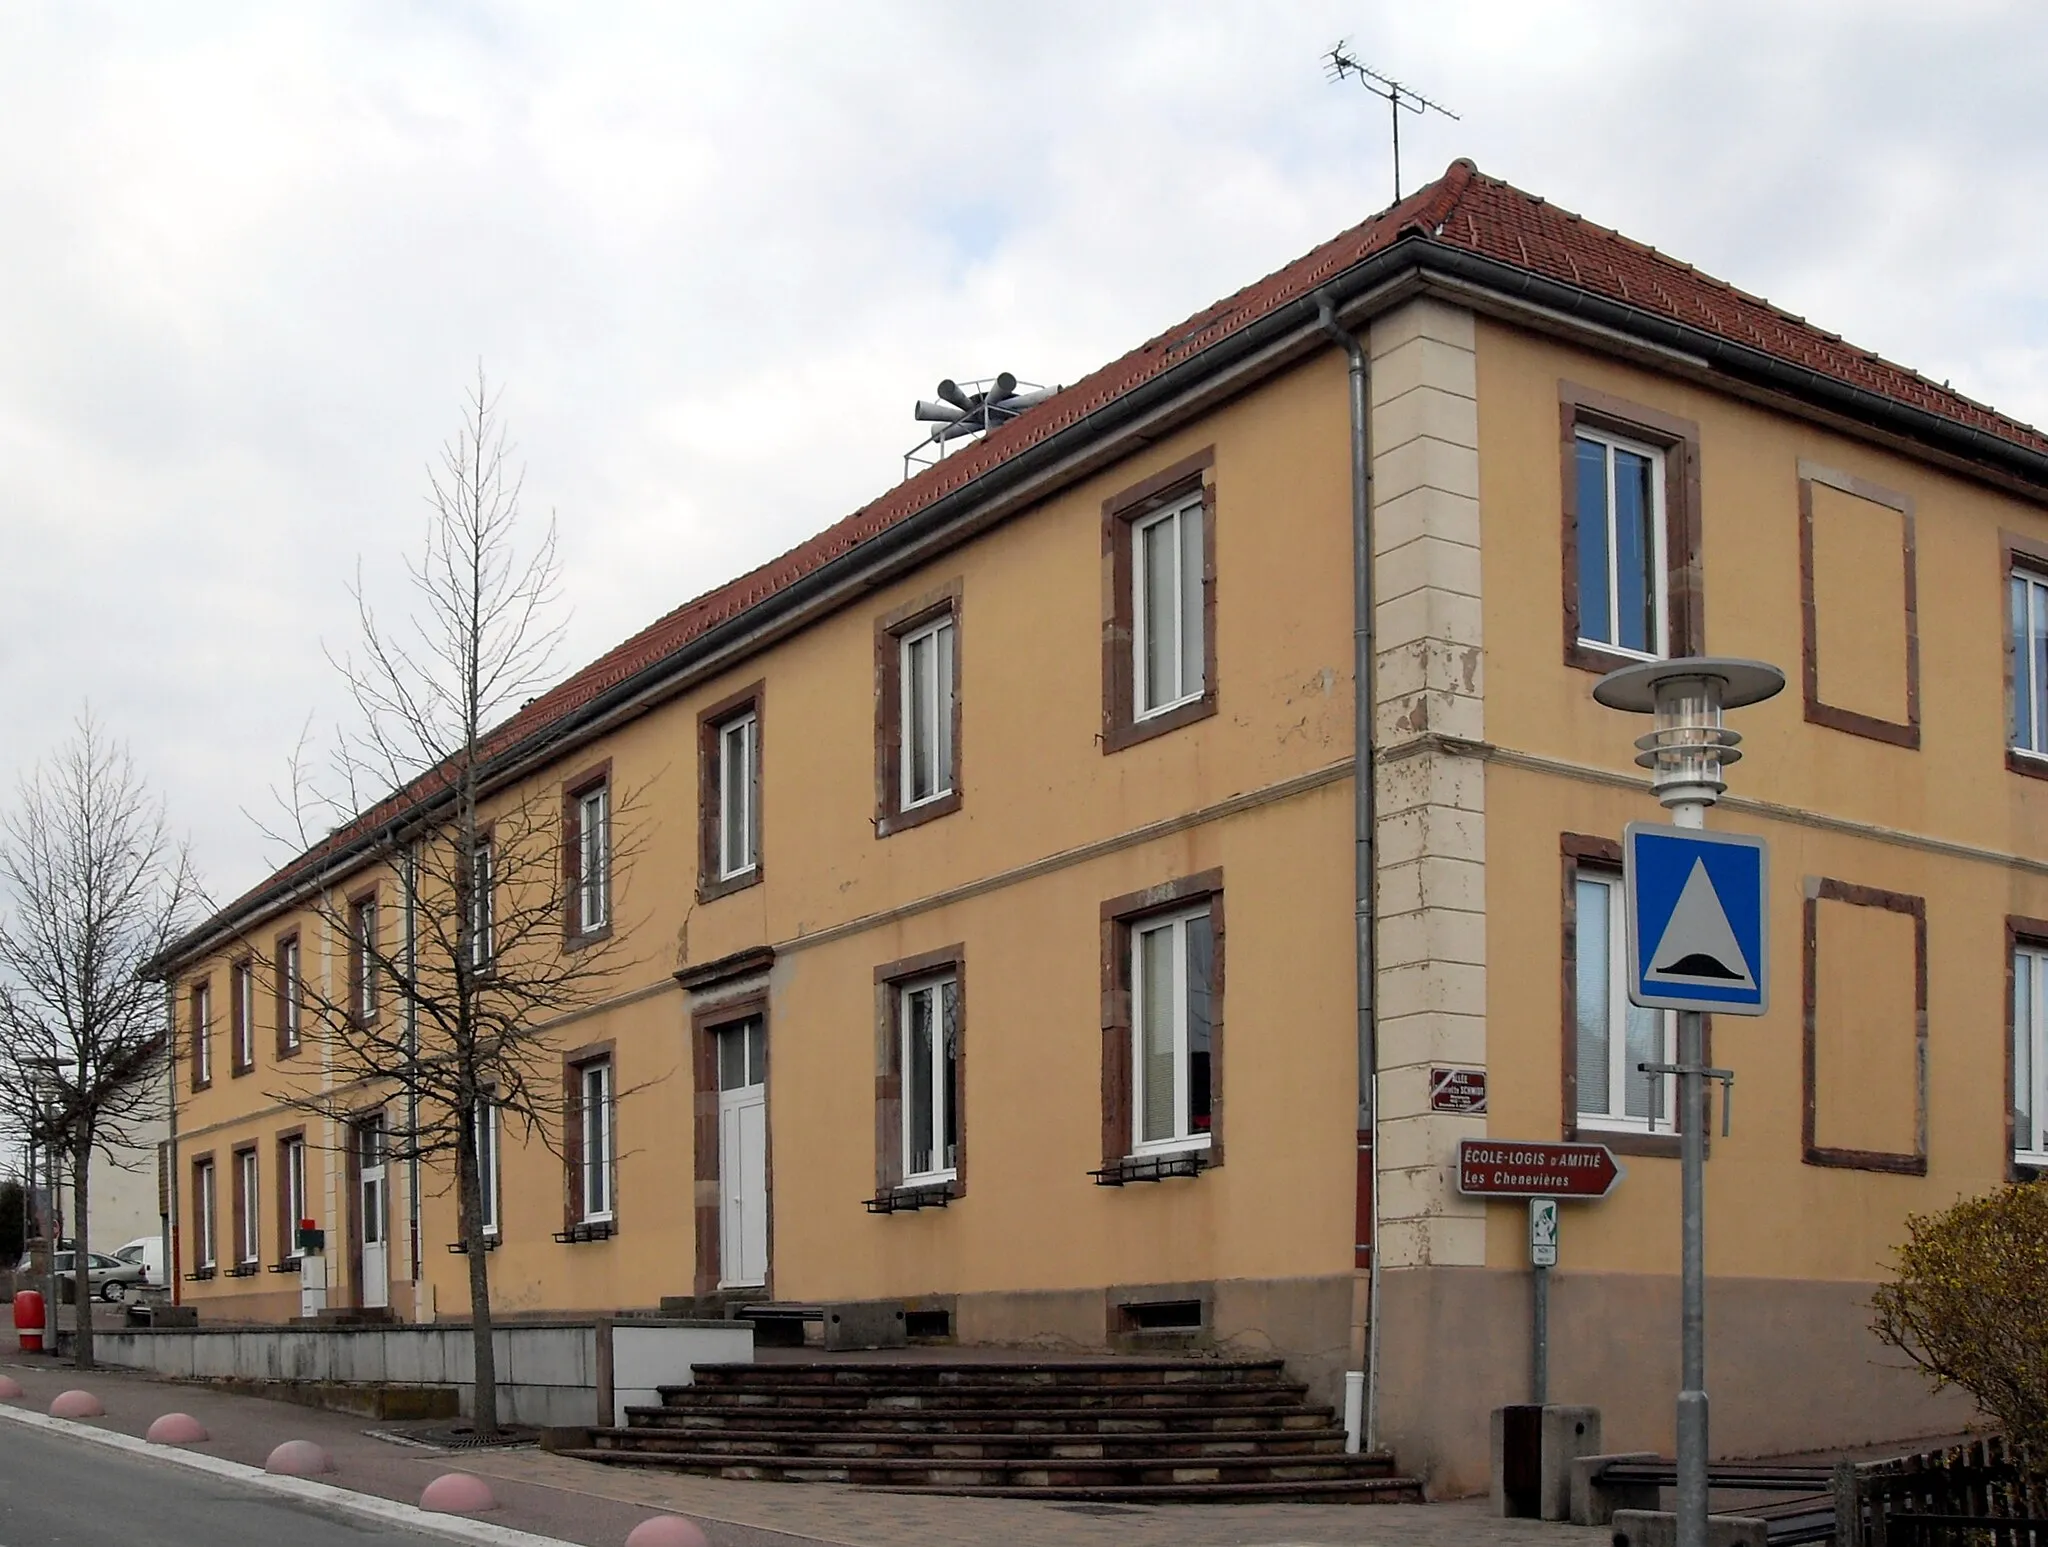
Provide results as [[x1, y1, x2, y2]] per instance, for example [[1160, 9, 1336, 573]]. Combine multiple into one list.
[[0, 713, 196, 1368], [269, 371, 645, 1436]]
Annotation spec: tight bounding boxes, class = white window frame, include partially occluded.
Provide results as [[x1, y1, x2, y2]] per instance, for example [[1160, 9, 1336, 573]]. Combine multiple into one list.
[[193, 981, 212, 1085], [1574, 870, 1676, 1132], [468, 840, 494, 969], [2011, 569, 2048, 759], [475, 1090, 501, 1238], [1132, 490, 1206, 719], [237, 1149, 260, 1266], [2015, 944, 2048, 1165], [577, 788, 610, 933], [579, 1060, 614, 1223], [718, 712, 759, 880], [233, 961, 254, 1070], [899, 974, 959, 1185], [279, 936, 301, 1052], [1575, 428, 1669, 662], [283, 1137, 306, 1260], [352, 898, 378, 1022], [195, 1159, 217, 1271], [1130, 903, 1215, 1157], [899, 616, 956, 811]]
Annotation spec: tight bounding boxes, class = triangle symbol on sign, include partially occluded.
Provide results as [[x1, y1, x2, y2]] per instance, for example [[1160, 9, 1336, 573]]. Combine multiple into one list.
[[1646, 858, 1755, 989]]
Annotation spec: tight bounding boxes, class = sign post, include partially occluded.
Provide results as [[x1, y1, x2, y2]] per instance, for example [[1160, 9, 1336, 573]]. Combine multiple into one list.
[[1458, 1139, 1618, 1409], [1529, 1199, 1559, 1404], [1595, 658, 1782, 1547]]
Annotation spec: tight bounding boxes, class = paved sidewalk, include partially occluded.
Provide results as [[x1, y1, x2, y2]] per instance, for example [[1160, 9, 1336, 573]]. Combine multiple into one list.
[[0, 1355, 1606, 1546]]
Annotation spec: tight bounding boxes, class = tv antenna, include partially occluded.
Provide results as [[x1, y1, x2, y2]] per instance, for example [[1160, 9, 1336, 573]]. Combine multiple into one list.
[[1325, 42, 1459, 206]]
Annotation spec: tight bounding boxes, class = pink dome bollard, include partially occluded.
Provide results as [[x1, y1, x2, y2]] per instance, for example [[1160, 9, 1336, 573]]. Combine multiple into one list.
[[420, 1472, 497, 1514], [265, 1439, 336, 1476], [0, 1375, 22, 1399], [146, 1412, 209, 1444], [626, 1518, 711, 1547], [48, 1390, 103, 1419]]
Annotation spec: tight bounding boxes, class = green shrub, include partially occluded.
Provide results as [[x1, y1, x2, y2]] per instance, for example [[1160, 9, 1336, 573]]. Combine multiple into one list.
[[1872, 1181, 2048, 1454]]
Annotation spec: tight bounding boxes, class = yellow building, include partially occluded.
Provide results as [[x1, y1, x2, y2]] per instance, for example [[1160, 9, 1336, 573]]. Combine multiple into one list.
[[148, 160, 2048, 1494]]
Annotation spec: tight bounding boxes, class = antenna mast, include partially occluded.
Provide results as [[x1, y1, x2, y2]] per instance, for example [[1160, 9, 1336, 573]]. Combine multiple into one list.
[[1325, 42, 1460, 206]]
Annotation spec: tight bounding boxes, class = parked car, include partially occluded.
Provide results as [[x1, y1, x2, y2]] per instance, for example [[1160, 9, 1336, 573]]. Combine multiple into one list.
[[47, 1250, 147, 1303], [111, 1236, 164, 1288]]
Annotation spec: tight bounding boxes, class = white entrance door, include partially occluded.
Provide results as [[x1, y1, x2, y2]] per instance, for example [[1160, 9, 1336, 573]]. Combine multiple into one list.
[[717, 1020, 768, 1289], [358, 1114, 390, 1310]]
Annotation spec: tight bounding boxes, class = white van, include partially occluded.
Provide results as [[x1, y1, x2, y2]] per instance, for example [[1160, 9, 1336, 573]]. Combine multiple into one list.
[[112, 1235, 164, 1288]]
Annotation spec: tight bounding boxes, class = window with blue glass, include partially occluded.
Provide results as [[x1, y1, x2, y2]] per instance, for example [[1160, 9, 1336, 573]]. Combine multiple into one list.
[[1575, 428, 1667, 659]]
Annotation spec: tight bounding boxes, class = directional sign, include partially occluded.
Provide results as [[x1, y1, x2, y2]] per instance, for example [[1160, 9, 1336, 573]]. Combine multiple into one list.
[[1457, 1139, 1622, 1200], [1624, 822, 1770, 1016]]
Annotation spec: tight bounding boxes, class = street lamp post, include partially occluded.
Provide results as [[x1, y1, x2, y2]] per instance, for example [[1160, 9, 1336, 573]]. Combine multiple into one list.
[[1593, 657, 1783, 1547], [25, 1057, 72, 1359]]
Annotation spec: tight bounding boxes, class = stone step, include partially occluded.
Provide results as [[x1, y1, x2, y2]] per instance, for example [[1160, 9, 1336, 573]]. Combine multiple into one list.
[[877, 1476, 1427, 1504], [683, 1358, 1289, 1389], [623, 1403, 1337, 1435], [688, 1360, 1294, 1385], [654, 1380, 1310, 1410], [679, 1368, 1286, 1393], [593, 1425, 1356, 1460], [558, 1446, 1410, 1492]]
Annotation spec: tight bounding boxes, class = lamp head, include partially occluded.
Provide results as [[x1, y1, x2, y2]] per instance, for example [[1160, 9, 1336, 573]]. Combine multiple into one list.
[[1593, 657, 1785, 814]]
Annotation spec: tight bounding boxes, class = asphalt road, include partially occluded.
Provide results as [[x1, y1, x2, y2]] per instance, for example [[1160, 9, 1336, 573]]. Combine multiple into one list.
[[0, 1420, 468, 1546]]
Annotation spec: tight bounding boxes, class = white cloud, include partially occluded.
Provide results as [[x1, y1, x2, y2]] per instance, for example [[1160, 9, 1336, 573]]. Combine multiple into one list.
[[0, 0, 2041, 901]]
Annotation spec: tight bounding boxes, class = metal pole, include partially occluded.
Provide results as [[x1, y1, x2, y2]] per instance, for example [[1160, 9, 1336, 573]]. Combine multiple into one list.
[[1532, 1264, 1550, 1407], [44, 1106, 59, 1358], [1677, 1006, 1708, 1547], [1390, 93, 1402, 202], [1671, 795, 1708, 1547]]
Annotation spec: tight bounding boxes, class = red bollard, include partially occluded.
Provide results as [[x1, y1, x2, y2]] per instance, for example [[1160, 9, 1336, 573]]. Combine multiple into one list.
[[13, 1290, 46, 1354]]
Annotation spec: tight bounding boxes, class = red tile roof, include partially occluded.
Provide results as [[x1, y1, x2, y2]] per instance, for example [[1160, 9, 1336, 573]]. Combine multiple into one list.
[[182, 158, 2046, 953]]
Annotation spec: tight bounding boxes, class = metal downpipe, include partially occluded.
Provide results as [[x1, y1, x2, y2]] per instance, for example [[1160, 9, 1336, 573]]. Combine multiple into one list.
[[1316, 293, 1379, 1453]]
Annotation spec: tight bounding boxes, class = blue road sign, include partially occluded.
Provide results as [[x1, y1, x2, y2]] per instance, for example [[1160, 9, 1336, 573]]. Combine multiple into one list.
[[1623, 822, 1769, 1015]]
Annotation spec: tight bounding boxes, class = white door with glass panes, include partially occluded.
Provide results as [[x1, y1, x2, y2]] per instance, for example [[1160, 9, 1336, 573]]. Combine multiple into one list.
[[357, 1113, 389, 1309], [717, 1020, 768, 1288]]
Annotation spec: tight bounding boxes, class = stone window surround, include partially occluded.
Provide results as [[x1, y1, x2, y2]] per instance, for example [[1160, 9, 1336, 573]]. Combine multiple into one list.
[[874, 583, 964, 837], [273, 929, 302, 1061], [2008, 915, 2048, 1182], [2003, 529, 2048, 783], [1100, 447, 1218, 754], [561, 760, 614, 945], [1098, 869, 1226, 1178], [1802, 876, 1928, 1176], [1798, 459, 1920, 749], [561, 1039, 618, 1232], [697, 683, 765, 903], [188, 976, 213, 1093], [872, 943, 968, 1204], [1558, 381, 1704, 675], [1558, 833, 1694, 1159], [688, 986, 772, 1298]]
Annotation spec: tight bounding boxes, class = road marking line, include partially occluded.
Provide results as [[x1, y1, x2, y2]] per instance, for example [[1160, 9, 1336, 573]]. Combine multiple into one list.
[[0, 1401, 580, 1546]]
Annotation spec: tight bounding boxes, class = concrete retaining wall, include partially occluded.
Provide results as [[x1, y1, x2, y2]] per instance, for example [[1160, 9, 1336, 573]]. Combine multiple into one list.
[[92, 1318, 754, 1427]]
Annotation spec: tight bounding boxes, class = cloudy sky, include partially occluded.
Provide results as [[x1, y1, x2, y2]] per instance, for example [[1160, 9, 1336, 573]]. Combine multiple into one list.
[[3, 1, 2044, 906]]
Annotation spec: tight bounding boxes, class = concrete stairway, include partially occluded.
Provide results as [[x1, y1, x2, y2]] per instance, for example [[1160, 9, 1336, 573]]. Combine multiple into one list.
[[562, 1358, 1422, 1503]]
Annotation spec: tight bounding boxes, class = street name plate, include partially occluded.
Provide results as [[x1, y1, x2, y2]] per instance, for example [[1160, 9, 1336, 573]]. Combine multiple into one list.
[[1428, 1066, 1488, 1114]]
